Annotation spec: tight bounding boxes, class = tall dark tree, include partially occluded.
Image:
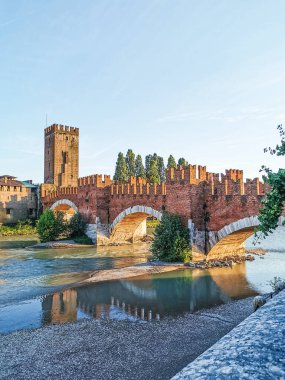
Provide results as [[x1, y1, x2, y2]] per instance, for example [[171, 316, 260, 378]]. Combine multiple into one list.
[[148, 158, 160, 184], [135, 155, 146, 179], [145, 154, 153, 179], [167, 155, 177, 169], [125, 149, 136, 178], [178, 157, 188, 166], [157, 156, 166, 182], [113, 152, 128, 182]]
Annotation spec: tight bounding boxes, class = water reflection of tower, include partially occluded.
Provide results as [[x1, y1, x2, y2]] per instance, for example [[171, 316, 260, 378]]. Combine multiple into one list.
[[42, 289, 77, 325]]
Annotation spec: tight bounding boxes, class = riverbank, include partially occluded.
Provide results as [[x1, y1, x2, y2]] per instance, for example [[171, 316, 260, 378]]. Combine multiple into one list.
[[0, 296, 254, 380]]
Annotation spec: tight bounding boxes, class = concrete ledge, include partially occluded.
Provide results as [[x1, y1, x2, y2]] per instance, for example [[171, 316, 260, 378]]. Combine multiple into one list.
[[172, 290, 285, 379]]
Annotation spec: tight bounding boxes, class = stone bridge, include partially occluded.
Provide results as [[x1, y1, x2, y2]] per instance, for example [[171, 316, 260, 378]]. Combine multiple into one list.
[[41, 165, 285, 257]]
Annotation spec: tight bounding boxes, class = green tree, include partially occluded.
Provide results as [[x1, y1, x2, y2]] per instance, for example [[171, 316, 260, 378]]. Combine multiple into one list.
[[68, 213, 86, 237], [145, 154, 153, 179], [126, 149, 136, 178], [167, 155, 177, 169], [151, 212, 192, 262], [157, 156, 166, 182], [114, 152, 128, 182], [257, 125, 285, 238], [36, 209, 66, 242], [148, 158, 160, 184], [178, 157, 188, 166], [135, 154, 146, 178]]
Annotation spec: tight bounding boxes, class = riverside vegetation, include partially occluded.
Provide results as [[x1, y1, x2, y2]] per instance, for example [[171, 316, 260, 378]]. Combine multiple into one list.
[[0, 220, 36, 236], [36, 209, 92, 244]]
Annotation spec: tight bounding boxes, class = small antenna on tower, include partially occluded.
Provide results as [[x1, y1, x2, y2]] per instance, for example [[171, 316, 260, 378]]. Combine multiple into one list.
[[46, 114, 48, 128]]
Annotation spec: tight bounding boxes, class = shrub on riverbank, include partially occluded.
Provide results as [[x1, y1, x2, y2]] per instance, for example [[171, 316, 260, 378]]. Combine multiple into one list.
[[37, 210, 67, 242], [0, 220, 36, 236], [37, 211, 90, 244], [68, 213, 86, 237], [151, 212, 192, 262]]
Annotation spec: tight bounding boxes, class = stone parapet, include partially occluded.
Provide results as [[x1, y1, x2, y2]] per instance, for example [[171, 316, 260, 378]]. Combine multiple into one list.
[[171, 290, 285, 379]]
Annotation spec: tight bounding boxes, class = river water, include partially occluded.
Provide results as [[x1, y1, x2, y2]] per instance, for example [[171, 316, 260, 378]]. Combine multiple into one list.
[[0, 229, 284, 333]]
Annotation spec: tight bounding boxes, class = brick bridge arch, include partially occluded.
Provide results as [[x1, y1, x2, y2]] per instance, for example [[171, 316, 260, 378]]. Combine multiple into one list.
[[50, 199, 78, 220], [206, 216, 285, 259], [108, 206, 162, 244]]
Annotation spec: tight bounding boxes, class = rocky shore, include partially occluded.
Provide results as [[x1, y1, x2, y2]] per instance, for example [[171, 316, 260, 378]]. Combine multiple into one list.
[[80, 263, 183, 285], [28, 240, 94, 249], [0, 297, 254, 380]]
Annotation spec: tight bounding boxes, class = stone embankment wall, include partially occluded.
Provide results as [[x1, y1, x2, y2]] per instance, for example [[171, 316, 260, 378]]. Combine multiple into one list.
[[171, 290, 285, 380]]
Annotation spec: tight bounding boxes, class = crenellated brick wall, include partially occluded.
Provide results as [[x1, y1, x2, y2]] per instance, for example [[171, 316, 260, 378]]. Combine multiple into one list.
[[41, 164, 285, 250]]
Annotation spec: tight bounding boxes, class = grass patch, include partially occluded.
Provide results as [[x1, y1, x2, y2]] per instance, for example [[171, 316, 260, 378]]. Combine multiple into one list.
[[146, 219, 160, 228]]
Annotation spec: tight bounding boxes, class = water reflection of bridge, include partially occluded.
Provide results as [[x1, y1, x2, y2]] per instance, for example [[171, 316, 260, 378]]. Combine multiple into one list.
[[42, 263, 258, 326]]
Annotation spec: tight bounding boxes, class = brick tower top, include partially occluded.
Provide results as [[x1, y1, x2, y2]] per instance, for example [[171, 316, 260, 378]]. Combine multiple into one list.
[[44, 124, 79, 187], [44, 124, 79, 136]]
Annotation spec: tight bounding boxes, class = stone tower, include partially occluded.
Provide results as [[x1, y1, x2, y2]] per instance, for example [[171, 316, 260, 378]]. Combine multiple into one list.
[[44, 124, 79, 187]]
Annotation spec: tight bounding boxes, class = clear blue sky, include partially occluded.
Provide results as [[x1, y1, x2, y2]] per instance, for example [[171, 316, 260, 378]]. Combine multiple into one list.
[[1, 0, 285, 183]]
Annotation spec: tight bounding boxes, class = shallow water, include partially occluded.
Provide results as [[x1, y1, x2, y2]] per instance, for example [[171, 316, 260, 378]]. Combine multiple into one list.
[[0, 228, 284, 334]]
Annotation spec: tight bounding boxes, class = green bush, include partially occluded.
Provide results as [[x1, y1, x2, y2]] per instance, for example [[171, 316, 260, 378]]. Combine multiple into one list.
[[68, 213, 86, 237], [36, 209, 67, 242], [151, 212, 192, 262]]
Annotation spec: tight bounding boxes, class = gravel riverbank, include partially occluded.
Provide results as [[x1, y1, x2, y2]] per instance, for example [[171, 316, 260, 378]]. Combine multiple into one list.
[[0, 297, 254, 380]]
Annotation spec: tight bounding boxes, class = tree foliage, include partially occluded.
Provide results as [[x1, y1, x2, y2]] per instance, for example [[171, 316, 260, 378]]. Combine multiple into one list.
[[126, 149, 136, 178], [257, 125, 285, 238], [148, 158, 160, 184], [36, 209, 66, 242], [68, 213, 86, 237], [167, 155, 177, 169], [151, 212, 192, 262], [157, 156, 166, 182], [145, 154, 153, 179], [178, 157, 188, 166], [114, 152, 128, 182], [135, 154, 146, 178], [113, 150, 185, 183]]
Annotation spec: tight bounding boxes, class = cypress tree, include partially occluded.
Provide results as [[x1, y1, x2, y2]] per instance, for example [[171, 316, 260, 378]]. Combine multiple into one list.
[[178, 157, 188, 166], [113, 152, 128, 182], [157, 156, 166, 182], [126, 149, 135, 178], [148, 158, 160, 184], [167, 155, 177, 169], [135, 155, 146, 178], [145, 154, 152, 179]]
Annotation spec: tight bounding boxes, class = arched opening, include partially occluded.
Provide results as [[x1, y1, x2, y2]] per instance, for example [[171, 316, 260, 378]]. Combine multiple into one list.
[[50, 199, 78, 221], [207, 216, 260, 259], [208, 227, 256, 259], [109, 206, 162, 244]]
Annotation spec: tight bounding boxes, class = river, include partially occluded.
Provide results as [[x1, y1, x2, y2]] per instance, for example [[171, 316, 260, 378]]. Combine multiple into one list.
[[0, 228, 284, 333]]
